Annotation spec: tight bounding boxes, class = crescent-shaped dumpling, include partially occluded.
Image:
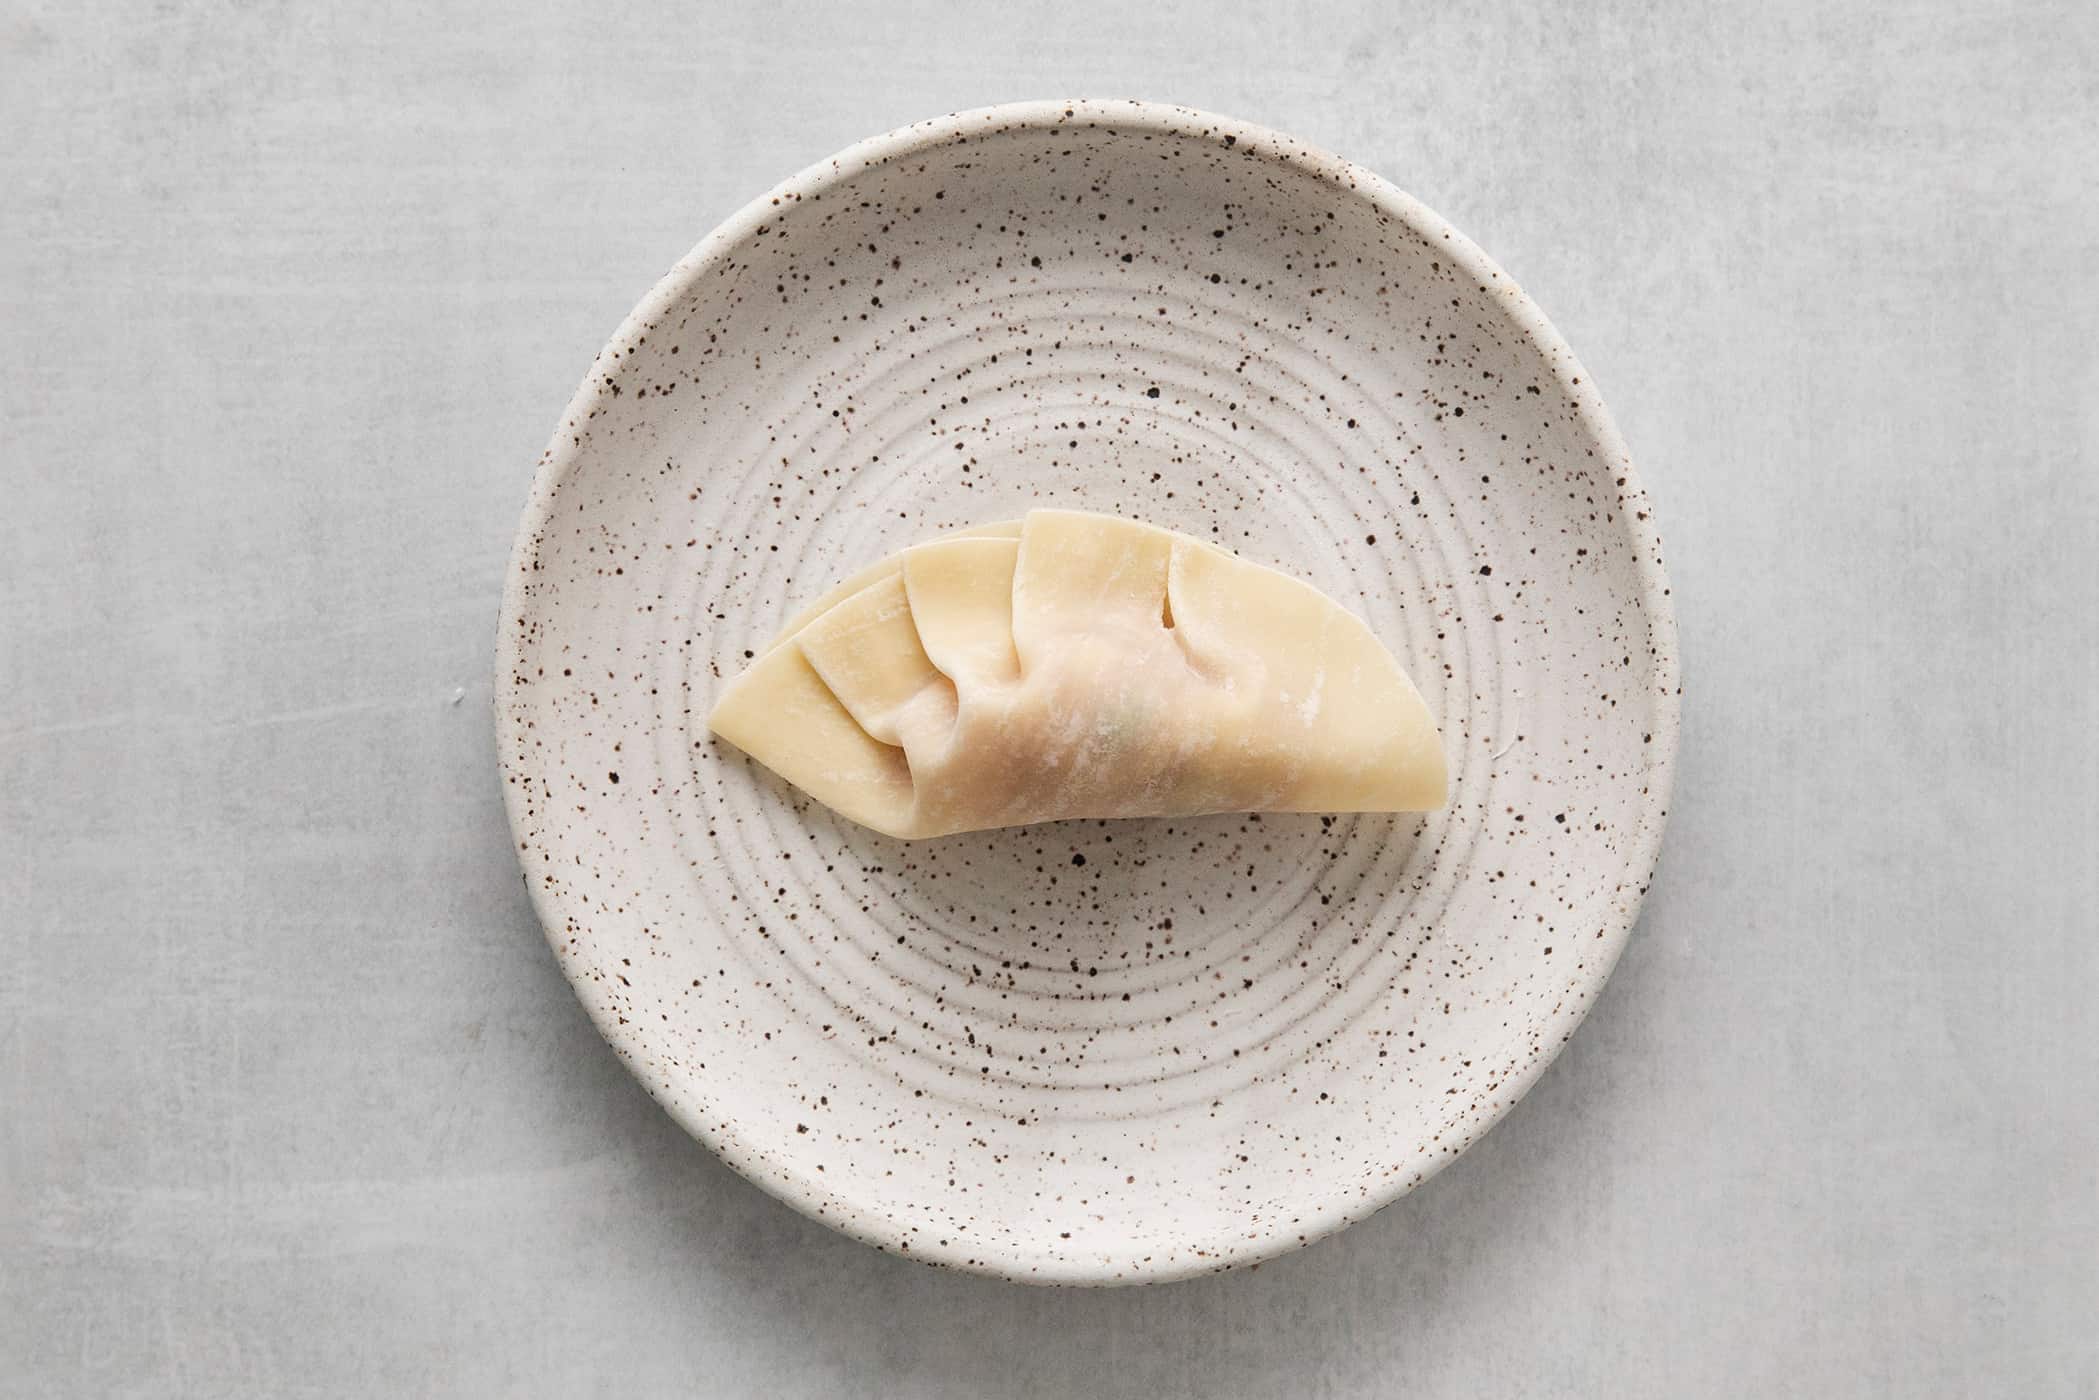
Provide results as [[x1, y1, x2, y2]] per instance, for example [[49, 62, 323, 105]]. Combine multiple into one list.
[[708, 510, 1446, 839]]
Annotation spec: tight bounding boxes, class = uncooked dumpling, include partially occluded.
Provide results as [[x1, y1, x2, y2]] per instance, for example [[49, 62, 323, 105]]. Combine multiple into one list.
[[708, 510, 1446, 839]]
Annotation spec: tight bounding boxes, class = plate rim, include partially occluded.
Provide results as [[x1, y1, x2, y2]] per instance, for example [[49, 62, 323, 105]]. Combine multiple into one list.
[[496, 96, 1682, 1285]]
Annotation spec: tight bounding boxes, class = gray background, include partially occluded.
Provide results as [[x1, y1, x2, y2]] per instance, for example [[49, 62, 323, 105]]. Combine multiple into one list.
[[6, 0, 2095, 1394]]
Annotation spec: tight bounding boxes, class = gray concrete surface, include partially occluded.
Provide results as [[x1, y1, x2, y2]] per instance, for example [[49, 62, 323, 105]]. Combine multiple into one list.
[[6, 2, 2096, 1395]]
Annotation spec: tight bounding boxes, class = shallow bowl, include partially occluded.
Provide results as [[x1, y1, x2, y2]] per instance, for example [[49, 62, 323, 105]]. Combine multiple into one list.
[[498, 99, 1679, 1284]]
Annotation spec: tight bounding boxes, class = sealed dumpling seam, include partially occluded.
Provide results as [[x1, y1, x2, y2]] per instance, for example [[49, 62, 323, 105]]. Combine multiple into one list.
[[708, 510, 1446, 838]]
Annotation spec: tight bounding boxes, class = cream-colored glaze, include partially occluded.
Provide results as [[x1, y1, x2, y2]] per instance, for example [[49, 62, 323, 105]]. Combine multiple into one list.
[[708, 510, 1447, 838]]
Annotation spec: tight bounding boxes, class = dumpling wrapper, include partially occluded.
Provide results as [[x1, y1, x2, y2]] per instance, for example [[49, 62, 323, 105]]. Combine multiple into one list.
[[708, 510, 1446, 839]]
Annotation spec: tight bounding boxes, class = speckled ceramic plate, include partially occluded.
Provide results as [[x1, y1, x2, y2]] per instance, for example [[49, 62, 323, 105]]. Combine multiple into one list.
[[498, 100, 1679, 1285]]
